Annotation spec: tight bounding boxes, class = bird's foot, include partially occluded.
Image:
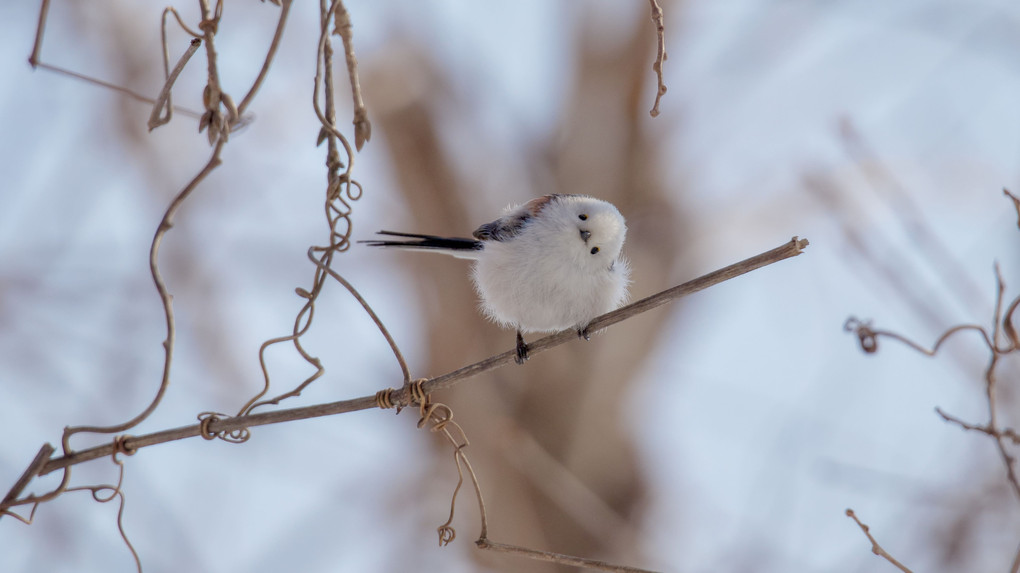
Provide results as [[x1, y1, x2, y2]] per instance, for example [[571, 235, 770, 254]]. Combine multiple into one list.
[[515, 331, 530, 365], [577, 326, 591, 341]]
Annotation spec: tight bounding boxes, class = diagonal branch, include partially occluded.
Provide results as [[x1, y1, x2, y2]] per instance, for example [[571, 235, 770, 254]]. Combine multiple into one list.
[[846, 509, 913, 573], [4, 236, 809, 500]]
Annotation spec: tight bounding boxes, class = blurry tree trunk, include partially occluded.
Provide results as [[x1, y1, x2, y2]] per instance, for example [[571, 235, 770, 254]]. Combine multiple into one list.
[[367, 3, 690, 570]]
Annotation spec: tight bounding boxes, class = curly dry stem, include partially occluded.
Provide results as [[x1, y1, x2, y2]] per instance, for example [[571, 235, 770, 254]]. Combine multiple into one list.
[[408, 391, 654, 571], [845, 509, 913, 573], [845, 265, 1020, 500], [234, 0, 366, 420], [62, 460, 141, 573], [647, 0, 667, 118], [68, 139, 225, 441], [412, 399, 487, 546], [7, 236, 809, 488], [236, 248, 410, 417]]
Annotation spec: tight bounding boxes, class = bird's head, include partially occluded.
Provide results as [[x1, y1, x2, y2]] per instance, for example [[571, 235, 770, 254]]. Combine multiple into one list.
[[548, 195, 627, 270]]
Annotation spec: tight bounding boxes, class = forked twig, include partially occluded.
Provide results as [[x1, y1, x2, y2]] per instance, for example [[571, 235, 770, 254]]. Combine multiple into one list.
[[845, 264, 1020, 500], [29, 0, 203, 120], [845, 509, 913, 573]]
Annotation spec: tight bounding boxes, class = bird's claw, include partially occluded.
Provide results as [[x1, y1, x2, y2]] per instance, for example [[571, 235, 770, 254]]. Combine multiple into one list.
[[577, 326, 591, 341], [515, 331, 530, 365]]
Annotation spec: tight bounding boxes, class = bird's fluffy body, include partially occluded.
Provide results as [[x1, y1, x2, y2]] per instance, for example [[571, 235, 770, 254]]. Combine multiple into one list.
[[364, 194, 630, 334]]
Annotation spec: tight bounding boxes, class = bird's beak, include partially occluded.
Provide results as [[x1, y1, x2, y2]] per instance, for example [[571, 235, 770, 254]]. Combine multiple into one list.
[[580, 230, 591, 242]]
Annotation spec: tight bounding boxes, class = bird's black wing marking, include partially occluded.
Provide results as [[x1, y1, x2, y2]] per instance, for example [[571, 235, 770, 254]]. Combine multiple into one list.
[[360, 230, 483, 251], [472, 213, 531, 241]]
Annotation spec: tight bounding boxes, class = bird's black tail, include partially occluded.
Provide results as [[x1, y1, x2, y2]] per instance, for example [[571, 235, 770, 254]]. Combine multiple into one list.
[[359, 230, 483, 252]]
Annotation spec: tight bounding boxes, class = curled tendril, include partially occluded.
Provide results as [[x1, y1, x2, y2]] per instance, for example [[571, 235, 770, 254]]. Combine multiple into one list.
[[198, 412, 250, 443], [844, 317, 878, 353], [111, 435, 137, 464], [438, 525, 456, 546]]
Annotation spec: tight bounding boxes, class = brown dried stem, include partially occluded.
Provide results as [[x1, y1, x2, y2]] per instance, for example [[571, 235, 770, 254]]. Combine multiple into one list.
[[845, 509, 913, 573], [1006, 189, 1020, 229], [237, 0, 293, 117], [62, 461, 140, 573], [845, 265, 1020, 500], [332, 0, 371, 150], [0, 443, 54, 522], [148, 37, 203, 131], [647, 0, 667, 117], [235, 0, 367, 419], [29, 0, 203, 120], [935, 408, 1020, 445], [477, 539, 659, 573], [27, 0, 51, 69]]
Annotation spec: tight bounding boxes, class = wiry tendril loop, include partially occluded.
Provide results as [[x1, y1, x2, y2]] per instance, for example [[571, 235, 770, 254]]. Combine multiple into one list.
[[418, 403, 455, 434], [111, 435, 136, 463], [409, 378, 429, 408], [844, 317, 878, 353], [374, 388, 397, 411], [198, 412, 250, 444], [438, 525, 456, 546]]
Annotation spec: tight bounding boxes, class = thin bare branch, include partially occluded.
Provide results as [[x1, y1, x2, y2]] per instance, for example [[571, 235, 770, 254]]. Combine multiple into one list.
[[845, 509, 913, 573], [647, 0, 667, 117], [0, 443, 54, 514], [10, 236, 808, 482], [63, 139, 226, 441], [424, 236, 809, 396], [27, 0, 52, 68], [846, 264, 1020, 500], [31, 62, 204, 120], [333, 0, 371, 150], [237, 0, 293, 117], [1006, 188, 1020, 229], [477, 538, 659, 573], [148, 38, 203, 131], [936, 407, 1020, 445]]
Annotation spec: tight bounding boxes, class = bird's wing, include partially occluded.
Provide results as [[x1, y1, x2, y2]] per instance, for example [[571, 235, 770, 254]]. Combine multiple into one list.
[[472, 194, 573, 241]]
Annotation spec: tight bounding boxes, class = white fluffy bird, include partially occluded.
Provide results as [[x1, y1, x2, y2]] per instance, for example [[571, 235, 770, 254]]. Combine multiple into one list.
[[362, 194, 630, 364]]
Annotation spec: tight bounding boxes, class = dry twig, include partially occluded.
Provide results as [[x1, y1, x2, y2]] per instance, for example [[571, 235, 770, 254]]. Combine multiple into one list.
[[844, 197, 1020, 571], [845, 264, 1020, 499], [1006, 188, 1020, 229], [845, 509, 913, 573], [647, 0, 667, 117]]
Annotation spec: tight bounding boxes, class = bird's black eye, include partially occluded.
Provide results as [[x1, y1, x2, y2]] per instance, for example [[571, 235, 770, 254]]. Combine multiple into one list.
[[578, 214, 588, 221], [590, 247, 599, 254]]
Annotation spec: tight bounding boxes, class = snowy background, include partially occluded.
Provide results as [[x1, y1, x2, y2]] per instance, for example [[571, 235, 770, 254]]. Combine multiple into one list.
[[2, 1, 1019, 572]]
